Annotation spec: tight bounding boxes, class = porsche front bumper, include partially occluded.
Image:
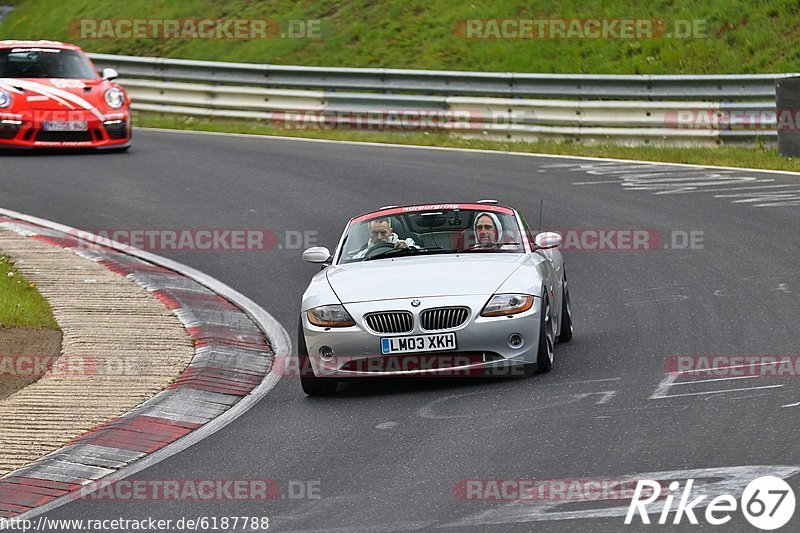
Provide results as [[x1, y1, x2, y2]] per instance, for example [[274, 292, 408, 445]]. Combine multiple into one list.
[[0, 110, 130, 149]]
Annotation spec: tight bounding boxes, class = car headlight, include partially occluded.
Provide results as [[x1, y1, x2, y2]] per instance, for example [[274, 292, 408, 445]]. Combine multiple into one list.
[[104, 88, 125, 109], [306, 305, 355, 327], [481, 294, 535, 317], [0, 89, 11, 108]]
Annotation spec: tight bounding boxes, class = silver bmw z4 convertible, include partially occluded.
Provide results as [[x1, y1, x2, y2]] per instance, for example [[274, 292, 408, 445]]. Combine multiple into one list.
[[298, 201, 573, 395]]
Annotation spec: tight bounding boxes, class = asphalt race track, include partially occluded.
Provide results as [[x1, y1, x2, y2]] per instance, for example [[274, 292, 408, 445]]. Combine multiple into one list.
[[2, 130, 800, 532]]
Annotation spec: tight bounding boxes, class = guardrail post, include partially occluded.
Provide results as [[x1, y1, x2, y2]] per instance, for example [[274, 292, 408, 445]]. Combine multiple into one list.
[[776, 76, 800, 156]]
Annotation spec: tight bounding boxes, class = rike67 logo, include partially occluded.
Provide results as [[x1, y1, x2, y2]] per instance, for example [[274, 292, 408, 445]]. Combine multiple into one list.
[[626, 476, 795, 530]]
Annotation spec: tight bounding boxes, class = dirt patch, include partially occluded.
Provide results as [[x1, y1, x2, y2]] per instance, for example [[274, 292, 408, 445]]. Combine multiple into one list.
[[0, 327, 62, 400]]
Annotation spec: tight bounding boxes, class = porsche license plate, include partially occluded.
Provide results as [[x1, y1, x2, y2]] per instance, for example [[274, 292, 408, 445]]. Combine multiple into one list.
[[44, 121, 88, 131], [381, 333, 456, 354]]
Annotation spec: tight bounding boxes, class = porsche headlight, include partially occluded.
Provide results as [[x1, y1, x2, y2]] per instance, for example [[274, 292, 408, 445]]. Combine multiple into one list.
[[481, 294, 535, 317], [0, 89, 11, 108], [306, 304, 355, 327], [104, 88, 125, 109]]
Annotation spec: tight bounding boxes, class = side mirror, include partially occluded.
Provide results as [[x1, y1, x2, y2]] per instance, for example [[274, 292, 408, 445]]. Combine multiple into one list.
[[101, 68, 119, 81], [534, 232, 562, 249], [302, 246, 331, 263]]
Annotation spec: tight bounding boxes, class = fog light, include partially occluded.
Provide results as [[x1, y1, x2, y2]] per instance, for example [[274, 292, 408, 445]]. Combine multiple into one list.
[[508, 333, 524, 348], [319, 346, 334, 360]]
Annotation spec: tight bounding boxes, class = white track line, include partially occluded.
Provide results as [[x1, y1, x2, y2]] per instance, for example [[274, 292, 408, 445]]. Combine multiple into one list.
[[670, 375, 764, 385], [558, 377, 621, 385], [653, 384, 784, 399]]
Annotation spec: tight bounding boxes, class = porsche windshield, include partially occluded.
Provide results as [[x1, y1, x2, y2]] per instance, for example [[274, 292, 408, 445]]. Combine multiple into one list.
[[339, 207, 526, 263], [0, 48, 98, 79]]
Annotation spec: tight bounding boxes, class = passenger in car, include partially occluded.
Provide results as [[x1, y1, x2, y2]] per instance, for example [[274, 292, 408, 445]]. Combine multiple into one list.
[[473, 212, 504, 245]]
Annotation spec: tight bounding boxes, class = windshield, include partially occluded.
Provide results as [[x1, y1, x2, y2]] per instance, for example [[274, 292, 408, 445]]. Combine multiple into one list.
[[339, 207, 526, 263], [0, 48, 98, 79]]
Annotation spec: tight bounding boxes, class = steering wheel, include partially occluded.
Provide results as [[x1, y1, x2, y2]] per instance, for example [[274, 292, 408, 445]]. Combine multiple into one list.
[[363, 242, 398, 258]]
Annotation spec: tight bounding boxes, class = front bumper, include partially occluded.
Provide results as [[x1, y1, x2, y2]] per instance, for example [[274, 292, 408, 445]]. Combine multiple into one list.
[[0, 110, 131, 149], [302, 295, 542, 378]]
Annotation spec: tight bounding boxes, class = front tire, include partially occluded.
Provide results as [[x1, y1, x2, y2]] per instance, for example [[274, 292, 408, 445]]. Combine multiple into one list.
[[557, 270, 573, 343], [535, 294, 556, 374], [298, 322, 337, 396]]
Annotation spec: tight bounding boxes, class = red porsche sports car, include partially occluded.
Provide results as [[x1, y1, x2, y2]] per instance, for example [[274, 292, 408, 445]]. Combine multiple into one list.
[[0, 40, 131, 150]]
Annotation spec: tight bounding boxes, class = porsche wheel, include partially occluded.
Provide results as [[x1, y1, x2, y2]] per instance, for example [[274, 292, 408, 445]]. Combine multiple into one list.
[[298, 322, 337, 396]]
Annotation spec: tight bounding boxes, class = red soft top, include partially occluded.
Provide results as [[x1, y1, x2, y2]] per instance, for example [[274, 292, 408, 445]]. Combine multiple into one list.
[[351, 203, 515, 224], [0, 40, 82, 51]]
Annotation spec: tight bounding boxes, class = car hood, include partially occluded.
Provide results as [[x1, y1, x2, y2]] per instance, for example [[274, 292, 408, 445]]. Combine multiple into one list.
[[0, 77, 106, 112], [325, 253, 528, 303]]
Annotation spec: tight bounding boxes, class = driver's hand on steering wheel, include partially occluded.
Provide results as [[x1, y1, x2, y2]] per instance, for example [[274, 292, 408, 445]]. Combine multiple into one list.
[[395, 241, 408, 249]]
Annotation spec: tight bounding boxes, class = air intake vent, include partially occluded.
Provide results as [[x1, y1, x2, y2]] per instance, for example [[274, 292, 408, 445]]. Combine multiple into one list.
[[0, 125, 19, 140], [104, 121, 128, 139], [420, 307, 469, 331], [365, 311, 413, 334]]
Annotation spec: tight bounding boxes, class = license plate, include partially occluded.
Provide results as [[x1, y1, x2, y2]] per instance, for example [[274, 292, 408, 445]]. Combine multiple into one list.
[[381, 333, 456, 355], [44, 121, 87, 131]]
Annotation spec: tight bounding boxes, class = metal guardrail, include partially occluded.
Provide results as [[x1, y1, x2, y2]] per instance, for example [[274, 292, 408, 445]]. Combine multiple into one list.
[[90, 53, 792, 146]]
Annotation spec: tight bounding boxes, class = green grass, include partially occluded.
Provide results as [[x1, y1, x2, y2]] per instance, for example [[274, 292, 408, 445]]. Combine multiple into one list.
[[0, 254, 59, 330], [2, 0, 800, 73], [136, 111, 800, 172]]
